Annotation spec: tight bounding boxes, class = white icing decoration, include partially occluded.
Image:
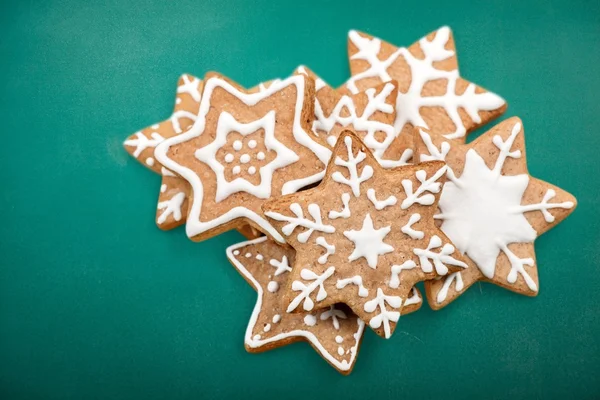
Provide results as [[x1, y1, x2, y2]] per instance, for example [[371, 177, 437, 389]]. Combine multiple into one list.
[[266, 203, 335, 243], [335, 336, 343, 344], [413, 235, 467, 275], [169, 110, 197, 134], [388, 260, 417, 289], [233, 140, 242, 151], [177, 74, 201, 102], [245, 253, 252, 258], [436, 122, 572, 291], [176, 98, 181, 105], [346, 28, 505, 139], [255, 254, 263, 261], [263, 323, 271, 332], [157, 192, 185, 224], [288, 267, 335, 312], [320, 306, 347, 330], [418, 128, 451, 162], [145, 157, 155, 166], [336, 276, 369, 298], [401, 166, 446, 209], [195, 111, 299, 202], [400, 213, 424, 239], [366, 188, 397, 210], [224, 153, 234, 163], [124, 132, 164, 158], [404, 287, 421, 307], [248, 166, 256, 175], [337, 347, 344, 356], [155, 75, 332, 243], [248, 140, 257, 149], [269, 255, 292, 276], [343, 213, 393, 269], [331, 136, 374, 196], [257, 152, 265, 160], [436, 272, 464, 303], [328, 193, 351, 219], [363, 288, 402, 339], [315, 236, 335, 264], [303, 315, 317, 326], [232, 166, 240, 175], [267, 281, 279, 293], [160, 184, 166, 193], [161, 167, 175, 177], [233, 250, 240, 256], [226, 237, 365, 373]]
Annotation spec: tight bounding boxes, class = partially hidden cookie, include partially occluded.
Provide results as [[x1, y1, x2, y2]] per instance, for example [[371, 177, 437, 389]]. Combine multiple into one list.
[[123, 76, 278, 239], [227, 236, 365, 374], [414, 117, 577, 309], [124, 74, 202, 230], [154, 72, 331, 242], [297, 66, 411, 167], [263, 131, 468, 338], [343, 27, 507, 150]]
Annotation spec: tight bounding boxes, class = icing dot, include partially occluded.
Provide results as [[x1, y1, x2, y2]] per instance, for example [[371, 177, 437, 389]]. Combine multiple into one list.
[[263, 323, 271, 332], [160, 184, 166, 193], [248, 140, 257, 149], [224, 153, 234, 163], [233, 166, 241, 175], [337, 347, 344, 356], [256, 254, 263, 260], [272, 314, 281, 323], [335, 336, 343, 344], [257, 152, 265, 160], [233, 140, 243, 151], [253, 334, 261, 341], [248, 166, 256, 175], [267, 281, 279, 293], [304, 315, 317, 326], [233, 250, 240, 256], [152, 124, 159, 129], [245, 253, 252, 258], [145, 157, 155, 166], [176, 98, 182, 104], [240, 154, 251, 164]]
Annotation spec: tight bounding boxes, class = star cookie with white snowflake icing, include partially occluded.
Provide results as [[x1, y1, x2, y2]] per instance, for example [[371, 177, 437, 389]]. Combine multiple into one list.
[[296, 66, 411, 167], [154, 72, 331, 242], [123, 74, 201, 229], [226, 236, 365, 375], [343, 27, 506, 154], [263, 131, 467, 338], [413, 117, 576, 309]]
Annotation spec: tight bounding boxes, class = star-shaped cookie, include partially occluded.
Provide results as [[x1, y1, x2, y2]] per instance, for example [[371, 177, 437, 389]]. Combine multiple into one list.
[[297, 66, 411, 167], [414, 117, 577, 309], [123, 74, 201, 230], [263, 131, 468, 338], [227, 236, 365, 374], [154, 72, 331, 242], [343, 26, 507, 152]]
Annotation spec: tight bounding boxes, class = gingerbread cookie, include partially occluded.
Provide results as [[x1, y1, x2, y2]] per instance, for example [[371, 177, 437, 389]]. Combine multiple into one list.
[[124, 74, 202, 229], [414, 117, 576, 308], [263, 131, 468, 338], [297, 66, 411, 167], [227, 236, 365, 374], [154, 72, 331, 242], [343, 27, 506, 153]]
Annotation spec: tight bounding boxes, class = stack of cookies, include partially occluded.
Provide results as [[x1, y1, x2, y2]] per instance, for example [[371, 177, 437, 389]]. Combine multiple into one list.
[[123, 27, 577, 374]]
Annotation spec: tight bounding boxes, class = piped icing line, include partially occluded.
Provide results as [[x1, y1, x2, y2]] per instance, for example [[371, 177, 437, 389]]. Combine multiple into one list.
[[154, 75, 332, 242], [226, 237, 365, 373]]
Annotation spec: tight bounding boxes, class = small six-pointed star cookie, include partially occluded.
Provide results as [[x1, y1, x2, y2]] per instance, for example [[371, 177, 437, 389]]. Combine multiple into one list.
[[154, 72, 331, 242], [123, 74, 202, 229], [226, 236, 365, 375], [413, 117, 577, 309], [343, 26, 507, 152], [263, 131, 468, 338]]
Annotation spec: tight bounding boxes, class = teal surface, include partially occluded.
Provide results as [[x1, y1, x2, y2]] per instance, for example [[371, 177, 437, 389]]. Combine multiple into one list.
[[1, 0, 599, 399]]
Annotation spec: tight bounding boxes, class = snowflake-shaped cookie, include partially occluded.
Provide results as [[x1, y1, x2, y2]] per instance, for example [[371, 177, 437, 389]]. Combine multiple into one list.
[[414, 117, 576, 308], [154, 73, 331, 242], [226, 236, 365, 375], [343, 27, 506, 151], [296, 66, 411, 167], [263, 131, 467, 338]]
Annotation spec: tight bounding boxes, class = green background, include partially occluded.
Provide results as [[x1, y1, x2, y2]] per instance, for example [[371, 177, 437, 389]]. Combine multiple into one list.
[[1, 0, 599, 398]]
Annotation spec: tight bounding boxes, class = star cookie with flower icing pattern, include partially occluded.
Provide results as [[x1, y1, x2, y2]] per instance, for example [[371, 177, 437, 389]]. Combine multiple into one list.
[[343, 27, 507, 155], [154, 72, 331, 242], [413, 117, 576, 309], [297, 66, 411, 167], [263, 131, 468, 338], [227, 236, 365, 374]]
